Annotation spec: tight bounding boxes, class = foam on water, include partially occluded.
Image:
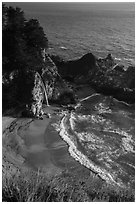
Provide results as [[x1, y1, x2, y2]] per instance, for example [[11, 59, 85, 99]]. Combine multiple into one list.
[[58, 95, 134, 189]]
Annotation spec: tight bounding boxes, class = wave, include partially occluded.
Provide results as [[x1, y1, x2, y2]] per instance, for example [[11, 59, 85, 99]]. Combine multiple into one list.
[[115, 57, 121, 61], [59, 112, 125, 188], [60, 46, 68, 50], [80, 91, 134, 108], [80, 93, 101, 102], [113, 98, 134, 107], [48, 47, 54, 50]]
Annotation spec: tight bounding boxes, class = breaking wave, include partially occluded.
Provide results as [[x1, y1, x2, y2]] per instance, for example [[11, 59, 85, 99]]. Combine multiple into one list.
[[58, 94, 135, 189]]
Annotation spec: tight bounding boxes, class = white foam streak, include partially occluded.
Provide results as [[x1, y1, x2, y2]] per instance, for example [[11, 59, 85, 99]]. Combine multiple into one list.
[[113, 98, 134, 107], [80, 93, 100, 102], [59, 112, 124, 187]]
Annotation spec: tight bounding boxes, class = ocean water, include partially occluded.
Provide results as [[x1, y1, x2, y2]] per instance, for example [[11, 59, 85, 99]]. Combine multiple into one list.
[[7, 3, 135, 65], [19, 2, 135, 66]]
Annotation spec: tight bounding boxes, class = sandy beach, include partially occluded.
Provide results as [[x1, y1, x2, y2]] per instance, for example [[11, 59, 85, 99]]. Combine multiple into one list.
[[2, 105, 90, 179]]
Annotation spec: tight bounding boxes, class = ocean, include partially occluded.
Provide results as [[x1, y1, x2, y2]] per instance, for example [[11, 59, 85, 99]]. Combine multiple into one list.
[[7, 2, 135, 66]]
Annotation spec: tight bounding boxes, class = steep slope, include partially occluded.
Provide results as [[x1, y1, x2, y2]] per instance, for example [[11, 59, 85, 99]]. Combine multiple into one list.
[[3, 54, 76, 117]]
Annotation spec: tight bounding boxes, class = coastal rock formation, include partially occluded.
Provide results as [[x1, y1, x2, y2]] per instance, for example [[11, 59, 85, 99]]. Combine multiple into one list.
[[42, 54, 76, 105], [56, 53, 97, 83], [53, 53, 135, 104], [31, 72, 45, 117], [2, 70, 45, 117], [91, 55, 135, 103], [42, 53, 59, 100], [3, 54, 76, 116]]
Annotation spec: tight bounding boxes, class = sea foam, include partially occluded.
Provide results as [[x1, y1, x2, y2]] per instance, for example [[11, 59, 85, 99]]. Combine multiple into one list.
[[59, 112, 125, 187]]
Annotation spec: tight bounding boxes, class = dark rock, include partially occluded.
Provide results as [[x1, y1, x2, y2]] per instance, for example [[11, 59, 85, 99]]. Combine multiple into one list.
[[91, 55, 135, 104], [57, 91, 76, 105], [124, 66, 135, 89], [97, 53, 116, 70], [56, 53, 97, 81], [50, 54, 64, 67], [56, 52, 135, 104], [66, 105, 76, 111], [42, 54, 76, 104], [112, 64, 125, 72]]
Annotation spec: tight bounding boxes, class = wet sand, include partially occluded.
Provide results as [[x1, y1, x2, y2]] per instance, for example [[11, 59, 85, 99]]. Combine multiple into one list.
[[3, 105, 90, 179], [22, 112, 82, 173]]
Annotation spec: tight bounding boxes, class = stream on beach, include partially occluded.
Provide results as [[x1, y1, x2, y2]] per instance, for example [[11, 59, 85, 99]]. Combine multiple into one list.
[[24, 93, 134, 189]]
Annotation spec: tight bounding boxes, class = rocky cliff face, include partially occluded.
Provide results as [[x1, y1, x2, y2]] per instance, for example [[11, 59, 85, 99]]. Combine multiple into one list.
[[56, 53, 97, 83], [42, 54, 75, 104], [41, 53, 58, 100], [31, 72, 45, 117], [3, 54, 76, 117], [91, 54, 135, 103], [54, 53, 135, 104]]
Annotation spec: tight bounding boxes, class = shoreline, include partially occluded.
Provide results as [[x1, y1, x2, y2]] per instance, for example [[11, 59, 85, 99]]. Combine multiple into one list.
[[2, 99, 135, 201], [2, 105, 89, 179], [2, 95, 134, 184], [59, 112, 125, 188]]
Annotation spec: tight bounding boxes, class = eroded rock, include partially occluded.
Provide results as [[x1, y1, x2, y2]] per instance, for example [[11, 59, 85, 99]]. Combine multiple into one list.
[[3, 54, 76, 117], [53, 52, 135, 104]]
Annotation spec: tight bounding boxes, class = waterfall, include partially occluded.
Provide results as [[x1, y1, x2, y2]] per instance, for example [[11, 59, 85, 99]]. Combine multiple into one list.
[[37, 72, 49, 106]]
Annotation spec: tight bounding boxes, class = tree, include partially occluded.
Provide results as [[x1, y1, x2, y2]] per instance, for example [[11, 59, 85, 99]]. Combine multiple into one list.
[[2, 4, 8, 30], [24, 19, 48, 50], [2, 4, 48, 74], [24, 19, 48, 71], [2, 5, 26, 73]]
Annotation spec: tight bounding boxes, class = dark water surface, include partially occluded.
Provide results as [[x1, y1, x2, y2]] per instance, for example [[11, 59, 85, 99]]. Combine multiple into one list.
[[6, 2, 135, 65]]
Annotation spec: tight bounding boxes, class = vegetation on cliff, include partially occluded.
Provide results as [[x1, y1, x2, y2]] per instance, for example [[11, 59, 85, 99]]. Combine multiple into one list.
[[2, 4, 48, 74], [2, 4, 75, 116]]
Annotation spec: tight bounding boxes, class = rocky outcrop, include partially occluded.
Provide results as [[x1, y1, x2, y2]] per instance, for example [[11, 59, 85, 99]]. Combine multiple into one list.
[[2, 70, 44, 117], [54, 53, 135, 104], [42, 53, 59, 100], [42, 54, 76, 105], [3, 54, 76, 117], [55, 53, 97, 83], [30, 72, 45, 117], [91, 55, 135, 104]]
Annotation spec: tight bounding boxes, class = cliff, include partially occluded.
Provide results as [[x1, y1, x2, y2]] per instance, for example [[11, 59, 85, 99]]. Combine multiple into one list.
[[2, 54, 76, 117], [56, 53, 97, 83], [53, 53, 135, 104]]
